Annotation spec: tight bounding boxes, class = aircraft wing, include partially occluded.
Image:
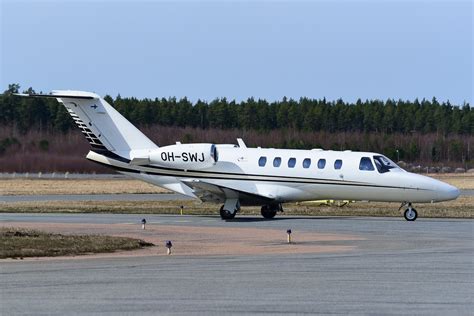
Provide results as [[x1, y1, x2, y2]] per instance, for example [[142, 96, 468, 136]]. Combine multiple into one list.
[[181, 179, 275, 205]]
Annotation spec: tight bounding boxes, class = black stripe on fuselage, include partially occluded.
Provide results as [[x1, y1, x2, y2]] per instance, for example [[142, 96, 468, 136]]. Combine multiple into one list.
[[141, 163, 369, 184], [88, 151, 425, 191], [93, 149, 132, 163], [92, 150, 364, 185]]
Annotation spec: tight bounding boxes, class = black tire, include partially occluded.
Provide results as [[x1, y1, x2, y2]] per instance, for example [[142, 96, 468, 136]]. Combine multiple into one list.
[[404, 208, 418, 221], [261, 205, 277, 219], [220, 205, 236, 220]]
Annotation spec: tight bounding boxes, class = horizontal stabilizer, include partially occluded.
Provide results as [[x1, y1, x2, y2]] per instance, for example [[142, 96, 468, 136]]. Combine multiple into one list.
[[14, 91, 98, 100]]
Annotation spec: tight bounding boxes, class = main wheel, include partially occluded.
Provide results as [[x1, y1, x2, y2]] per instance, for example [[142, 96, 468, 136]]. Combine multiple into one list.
[[404, 208, 418, 221], [261, 205, 277, 219], [220, 205, 236, 220]]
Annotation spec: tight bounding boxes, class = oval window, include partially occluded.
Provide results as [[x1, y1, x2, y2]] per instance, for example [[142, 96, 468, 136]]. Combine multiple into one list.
[[334, 159, 343, 170], [258, 156, 267, 167], [317, 159, 326, 169], [273, 157, 282, 167], [303, 158, 311, 168], [288, 158, 296, 168]]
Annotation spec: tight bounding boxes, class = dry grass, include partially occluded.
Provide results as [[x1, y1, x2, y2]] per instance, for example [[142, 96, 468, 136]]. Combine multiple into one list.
[[0, 196, 472, 219], [0, 174, 471, 218], [294, 196, 473, 219], [1, 173, 471, 195], [0, 227, 153, 259], [0, 179, 169, 195], [429, 173, 474, 190]]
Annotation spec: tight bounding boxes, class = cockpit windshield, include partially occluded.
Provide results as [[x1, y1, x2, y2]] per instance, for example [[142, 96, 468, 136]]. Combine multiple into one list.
[[373, 155, 400, 173]]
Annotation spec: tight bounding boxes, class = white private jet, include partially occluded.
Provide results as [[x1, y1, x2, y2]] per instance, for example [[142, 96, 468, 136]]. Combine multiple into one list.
[[16, 90, 460, 221]]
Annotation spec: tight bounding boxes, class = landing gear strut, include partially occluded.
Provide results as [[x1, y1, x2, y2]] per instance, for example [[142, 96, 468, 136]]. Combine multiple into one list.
[[400, 202, 418, 221], [261, 203, 282, 219]]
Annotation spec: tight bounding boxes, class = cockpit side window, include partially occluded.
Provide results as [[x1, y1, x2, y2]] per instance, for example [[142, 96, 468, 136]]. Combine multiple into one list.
[[373, 155, 397, 173], [359, 157, 375, 171]]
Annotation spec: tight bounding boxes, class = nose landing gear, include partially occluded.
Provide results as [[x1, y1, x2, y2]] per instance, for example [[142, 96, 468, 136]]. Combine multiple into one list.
[[220, 205, 236, 220], [219, 198, 240, 220], [400, 202, 418, 221]]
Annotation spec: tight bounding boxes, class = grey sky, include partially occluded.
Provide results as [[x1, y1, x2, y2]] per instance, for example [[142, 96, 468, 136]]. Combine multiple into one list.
[[1, 0, 472, 104]]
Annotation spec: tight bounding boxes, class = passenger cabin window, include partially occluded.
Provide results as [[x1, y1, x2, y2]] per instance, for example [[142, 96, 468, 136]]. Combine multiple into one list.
[[359, 157, 375, 171], [258, 156, 267, 167], [373, 155, 397, 173], [317, 159, 326, 169], [303, 158, 311, 168], [288, 158, 296, 168], [273, 157, 282, 167], [334, 159, 343, 170]]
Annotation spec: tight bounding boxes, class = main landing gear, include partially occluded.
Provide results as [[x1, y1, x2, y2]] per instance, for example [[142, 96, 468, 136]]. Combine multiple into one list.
[[261, 203, 282, 219], [219, 201, 283, 220], [400, 202, 418, 221]]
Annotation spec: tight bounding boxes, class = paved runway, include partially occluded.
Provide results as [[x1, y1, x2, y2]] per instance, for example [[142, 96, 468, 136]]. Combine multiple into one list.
[[1, 214, 473, 315]]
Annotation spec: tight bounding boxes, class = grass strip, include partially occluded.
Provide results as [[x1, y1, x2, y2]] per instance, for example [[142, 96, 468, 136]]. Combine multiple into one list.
[[0, 196, 472, 218], [0, 228, 153, 259]]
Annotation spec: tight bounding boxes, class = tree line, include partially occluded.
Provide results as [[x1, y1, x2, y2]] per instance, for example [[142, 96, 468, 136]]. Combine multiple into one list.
[[1, 84, 472, 135]]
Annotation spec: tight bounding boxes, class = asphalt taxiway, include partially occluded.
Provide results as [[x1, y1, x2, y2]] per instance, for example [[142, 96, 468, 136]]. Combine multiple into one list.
[[1, 214, 472, 315]]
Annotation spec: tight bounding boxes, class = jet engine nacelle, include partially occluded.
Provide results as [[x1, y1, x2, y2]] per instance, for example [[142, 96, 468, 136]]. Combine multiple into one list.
[[148, 143, 218, 170]]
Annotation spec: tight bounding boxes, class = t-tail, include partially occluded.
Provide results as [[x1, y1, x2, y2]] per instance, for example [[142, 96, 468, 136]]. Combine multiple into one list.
[[16, 90, 158, 158]]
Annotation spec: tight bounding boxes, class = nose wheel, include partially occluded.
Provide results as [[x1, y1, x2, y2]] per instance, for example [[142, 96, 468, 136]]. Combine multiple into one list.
[[219, 199, 240, 220], [220, 205, 236, 220], [402, 203, 418, 221]]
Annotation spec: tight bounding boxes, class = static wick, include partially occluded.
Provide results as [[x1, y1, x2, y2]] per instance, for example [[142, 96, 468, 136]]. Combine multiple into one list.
[[166, 240, 173, 255], [141, 218, 147, 230], [287, 229, 292, 244]]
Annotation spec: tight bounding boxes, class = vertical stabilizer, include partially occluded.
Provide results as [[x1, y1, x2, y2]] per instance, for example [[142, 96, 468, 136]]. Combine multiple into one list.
[[20, 90, 158, 155]]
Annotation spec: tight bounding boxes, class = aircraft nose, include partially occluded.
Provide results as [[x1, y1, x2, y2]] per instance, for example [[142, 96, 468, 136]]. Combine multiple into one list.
[[437, 182, 460, 201]]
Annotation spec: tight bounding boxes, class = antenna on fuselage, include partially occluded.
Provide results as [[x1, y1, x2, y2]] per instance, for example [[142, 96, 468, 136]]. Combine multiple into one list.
[[237, 138, 247, 148]]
